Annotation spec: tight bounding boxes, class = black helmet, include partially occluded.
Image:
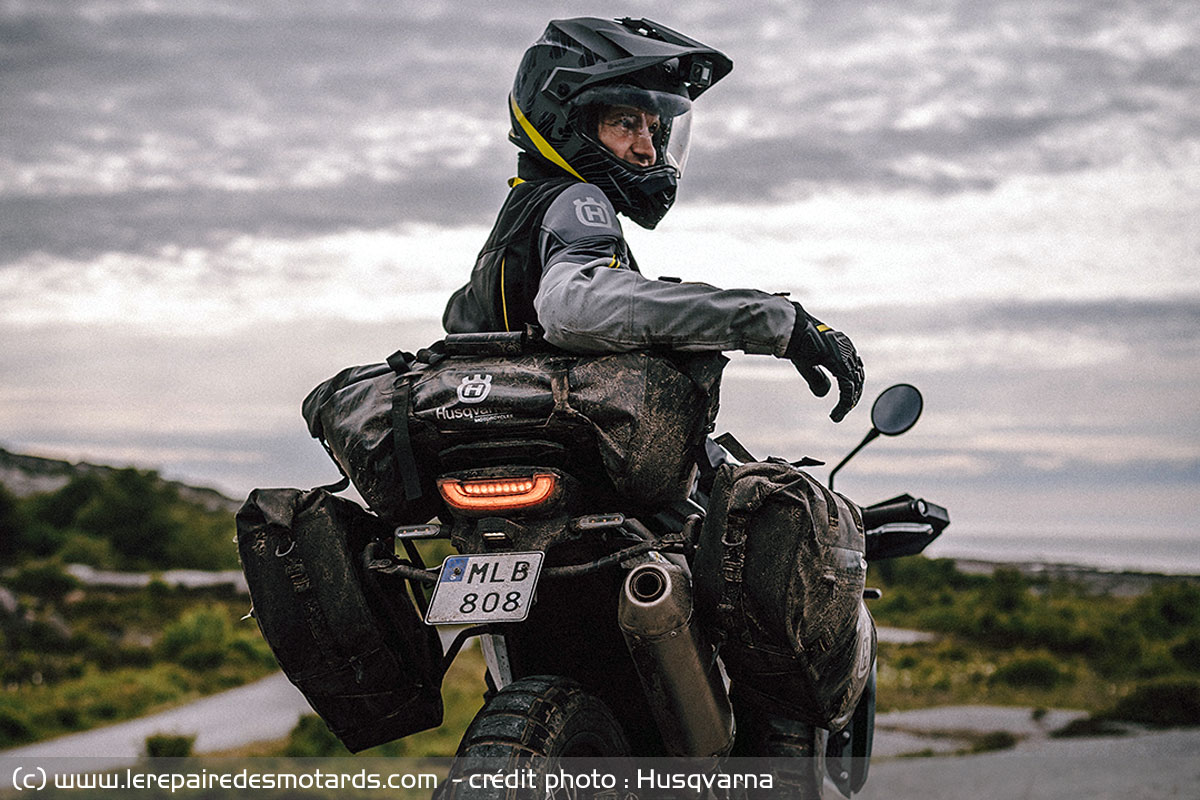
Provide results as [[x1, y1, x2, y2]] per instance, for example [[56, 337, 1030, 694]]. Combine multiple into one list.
[[509, 17, 732, 229]]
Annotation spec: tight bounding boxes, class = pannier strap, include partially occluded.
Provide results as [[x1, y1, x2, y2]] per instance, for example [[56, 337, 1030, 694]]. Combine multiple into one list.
[[813, 479, 840, 531], [716, 510, 751, 644], [277, 537, 338, 660], [550, 372, 571, 412], [390, 376, 423, 502]]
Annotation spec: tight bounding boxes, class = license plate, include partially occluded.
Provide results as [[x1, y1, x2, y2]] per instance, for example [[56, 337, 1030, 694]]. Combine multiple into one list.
[[425, 551, 544, 625]]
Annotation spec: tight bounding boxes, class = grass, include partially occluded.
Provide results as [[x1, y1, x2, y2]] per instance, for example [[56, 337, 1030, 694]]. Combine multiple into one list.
[[867, 558, 1200, 727], [0, 579, 277, 749], [5, 554, 1198, 759]]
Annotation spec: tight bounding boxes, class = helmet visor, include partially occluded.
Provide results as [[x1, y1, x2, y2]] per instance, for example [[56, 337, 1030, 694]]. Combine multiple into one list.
[[572, 85, 693, 177], [664, 109, 692, 176]]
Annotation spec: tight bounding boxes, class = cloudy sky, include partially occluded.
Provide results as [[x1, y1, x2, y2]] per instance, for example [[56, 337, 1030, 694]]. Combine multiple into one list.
[[1, 0, 1197, 571]]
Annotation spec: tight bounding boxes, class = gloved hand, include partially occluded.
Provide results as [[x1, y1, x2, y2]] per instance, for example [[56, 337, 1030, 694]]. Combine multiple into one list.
[[784, 303, 864, 422]]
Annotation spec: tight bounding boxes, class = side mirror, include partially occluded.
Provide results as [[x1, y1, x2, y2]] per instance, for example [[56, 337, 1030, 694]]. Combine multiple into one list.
[[871, 383, 923, 436], [829, 384, 924, 490]]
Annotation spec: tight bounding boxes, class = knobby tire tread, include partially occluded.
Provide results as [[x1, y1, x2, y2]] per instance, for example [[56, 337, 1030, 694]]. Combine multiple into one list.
[[444, 675, 629, 800]]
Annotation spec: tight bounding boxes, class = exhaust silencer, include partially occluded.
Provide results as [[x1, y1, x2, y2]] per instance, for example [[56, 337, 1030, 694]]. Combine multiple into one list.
[[618, 561, 734, 757]]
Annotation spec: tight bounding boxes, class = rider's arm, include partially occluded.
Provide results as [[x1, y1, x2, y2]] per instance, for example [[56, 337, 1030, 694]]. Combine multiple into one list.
[[532, 184, 796, 356]]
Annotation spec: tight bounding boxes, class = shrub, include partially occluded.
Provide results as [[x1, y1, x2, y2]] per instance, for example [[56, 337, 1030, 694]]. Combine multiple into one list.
[[987, 568, 1028, 613], [1133, 583, 1200, 637], [990, 655, 1069, 690], [27, 473, 103, 530], [74, 468, 180, 566], [1091, 620, 1147, 678], [15, 468, 237, 571], [283, 715, 348, 757], [1105, 678, 1200, 727], [0, 706, 33, 748], [7, 560, 80, 601], [969, 730, 1018, 753], [0, 484, 25, 558], [56, 532, 118, 568], [145, 733, 195, 757], [158, 607, 231, 670], [1051, 717, 1129, 738], [1170, 636, 1200, 672]]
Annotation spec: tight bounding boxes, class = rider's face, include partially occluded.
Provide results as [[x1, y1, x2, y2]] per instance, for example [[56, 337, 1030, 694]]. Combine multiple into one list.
[[597, 105, 659, 167]]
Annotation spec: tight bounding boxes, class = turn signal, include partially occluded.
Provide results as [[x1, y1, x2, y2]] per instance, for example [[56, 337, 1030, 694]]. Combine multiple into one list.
[[437, 473, 559, 513]]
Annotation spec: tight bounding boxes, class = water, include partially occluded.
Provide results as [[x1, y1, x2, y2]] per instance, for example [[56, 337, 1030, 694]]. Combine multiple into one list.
[[926, 530, 1200, 576]]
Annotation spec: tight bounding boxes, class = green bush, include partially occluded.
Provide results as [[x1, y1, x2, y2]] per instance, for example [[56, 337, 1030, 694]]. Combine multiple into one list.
[[0, 484, 25, 558], [1170, 636, 1200, 672], [1105, 678, 1200, 727], [969, 730, 1018, 753], [1132, 584, 1200, 639], [27, 473, 103, 529], [986, 568, 1028, 613], [74, 468, 180, 566], [283, 715, 349, 757], [11, 469, 238, 571], [1051, 716, 1129, 738], [145, 733, 196, 757], [990, 655, 1070, 690], [7, 559, 80, 601], [157, 607, 231, 670], [0, 705, 34, 748], [56, 532, 119, 568], [1092, 621, 1147, 678]]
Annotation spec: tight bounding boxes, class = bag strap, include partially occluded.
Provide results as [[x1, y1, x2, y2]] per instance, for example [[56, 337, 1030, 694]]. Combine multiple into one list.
[[390, 375, 423, 503], [276, 528, 341, 660], [812, 476, 841, 531], [716, 508, 752, 645]]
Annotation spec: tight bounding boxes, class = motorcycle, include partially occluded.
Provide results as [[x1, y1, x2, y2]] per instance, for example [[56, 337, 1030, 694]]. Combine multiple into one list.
[[361, 336, 950, 799]]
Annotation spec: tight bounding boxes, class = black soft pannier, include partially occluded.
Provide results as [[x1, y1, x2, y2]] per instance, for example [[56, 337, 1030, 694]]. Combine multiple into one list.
[[235, 488, 444, 752], [302, 346, 725, 521], [692, 460, 876, 731]]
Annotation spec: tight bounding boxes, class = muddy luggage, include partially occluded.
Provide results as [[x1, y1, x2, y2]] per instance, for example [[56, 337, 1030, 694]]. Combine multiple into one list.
[[302, 339, 725, 520], [236, 487, 443, 752], [693, 460, 876, 731]]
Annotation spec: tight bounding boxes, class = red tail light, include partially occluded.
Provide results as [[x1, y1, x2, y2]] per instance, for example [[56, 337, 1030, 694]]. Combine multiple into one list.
[[437, 473, 559, 513]]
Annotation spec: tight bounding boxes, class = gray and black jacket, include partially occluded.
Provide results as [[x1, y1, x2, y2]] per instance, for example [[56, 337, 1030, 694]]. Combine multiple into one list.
[[443, 157, 796, 356]]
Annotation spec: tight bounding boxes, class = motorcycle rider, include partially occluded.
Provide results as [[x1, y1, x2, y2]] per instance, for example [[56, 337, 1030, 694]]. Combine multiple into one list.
[[443, 16, 864, 423], [441, 16, 866, 775]]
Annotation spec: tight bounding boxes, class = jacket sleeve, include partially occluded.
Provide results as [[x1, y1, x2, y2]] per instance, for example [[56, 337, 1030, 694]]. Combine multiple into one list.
[[532, 184, 797, 356]]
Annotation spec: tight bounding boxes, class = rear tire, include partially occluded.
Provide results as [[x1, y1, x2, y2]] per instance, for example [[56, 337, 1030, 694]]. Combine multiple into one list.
[[443, 675, 630, 799]]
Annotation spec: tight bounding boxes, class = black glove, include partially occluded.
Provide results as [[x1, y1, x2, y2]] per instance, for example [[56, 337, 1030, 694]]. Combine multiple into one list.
[[784, 303, 864, 422]]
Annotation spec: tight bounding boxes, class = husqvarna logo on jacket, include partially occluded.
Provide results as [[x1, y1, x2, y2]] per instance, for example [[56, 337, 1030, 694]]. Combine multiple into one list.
[[573, 196, 612, 228], [456, 374, 492, 404]]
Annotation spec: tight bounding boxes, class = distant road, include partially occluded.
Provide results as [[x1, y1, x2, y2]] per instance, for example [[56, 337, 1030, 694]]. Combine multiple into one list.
[[0, 672, 310, 778]]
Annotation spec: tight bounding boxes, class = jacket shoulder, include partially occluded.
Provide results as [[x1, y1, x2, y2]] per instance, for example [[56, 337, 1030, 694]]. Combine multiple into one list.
[[542, 183, 623, 243]]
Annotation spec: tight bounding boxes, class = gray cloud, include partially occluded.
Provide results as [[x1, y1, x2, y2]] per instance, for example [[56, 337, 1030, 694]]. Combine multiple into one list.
[[4, 0, 1197, 263], [0, 169, 512, 261], [1, 0, 1197, 570]]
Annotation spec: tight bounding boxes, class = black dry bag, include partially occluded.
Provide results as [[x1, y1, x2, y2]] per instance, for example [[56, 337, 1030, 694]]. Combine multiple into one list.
[[235, 487, 443, 752]]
